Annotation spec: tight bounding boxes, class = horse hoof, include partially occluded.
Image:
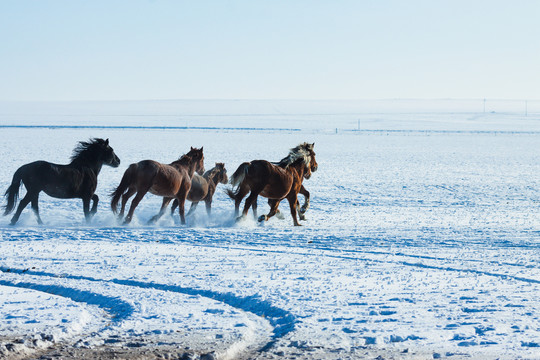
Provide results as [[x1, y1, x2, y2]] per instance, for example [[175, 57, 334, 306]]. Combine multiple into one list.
[[299, 215, 306, 221], [258, 215, 267, 222], [235, 216, 244, 223], [275, 211, 285, 220]]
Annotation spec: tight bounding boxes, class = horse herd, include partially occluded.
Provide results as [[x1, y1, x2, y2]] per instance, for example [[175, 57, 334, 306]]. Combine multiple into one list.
[[3, 138, 318, 227]]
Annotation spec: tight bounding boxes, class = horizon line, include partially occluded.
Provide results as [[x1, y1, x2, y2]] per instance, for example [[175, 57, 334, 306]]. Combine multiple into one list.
[[1, 98, 539, 103]]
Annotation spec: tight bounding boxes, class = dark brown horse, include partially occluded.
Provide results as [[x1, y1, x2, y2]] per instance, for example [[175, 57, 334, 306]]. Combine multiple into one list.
[[3, 138, 120, 225], [227, 143, 317, 226], [111, 147, 204, 225], [169, 162, 228, 217]]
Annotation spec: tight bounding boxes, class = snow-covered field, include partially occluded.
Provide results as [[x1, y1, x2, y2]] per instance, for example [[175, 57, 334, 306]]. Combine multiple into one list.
[[1, 100, 540, 359]]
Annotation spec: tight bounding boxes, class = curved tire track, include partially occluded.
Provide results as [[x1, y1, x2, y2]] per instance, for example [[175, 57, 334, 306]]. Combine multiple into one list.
[[0, 266, 296, 355], [0, 279, 134, 322], [183, 244, 540, 285]]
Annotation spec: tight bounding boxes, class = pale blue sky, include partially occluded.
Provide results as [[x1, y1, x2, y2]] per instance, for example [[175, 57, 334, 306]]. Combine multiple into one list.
[[1, 0, 539, 101]]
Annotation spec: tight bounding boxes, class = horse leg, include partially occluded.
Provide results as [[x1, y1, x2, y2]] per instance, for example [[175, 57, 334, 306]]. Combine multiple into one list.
[[176, 195, 188, 225], [259, 199, 281, 222], [251, 198, 258, 219], [10, 192, 33, 225], [148, 198, 172, 224], [286, 194, 302, 226], [82, 197, 92, 223], [119, 188, 136, 219], [234, 185, 249, 217], [170, 199, 178, 216], [124, 190, 148, 224], [186, 201, 199, 216], [205, 199, 212, 216], [299, 185, 310, 216], [238, 191, 259, 221], [296, 198, 306, 221], [90, 194, 99, 215], [30, 193, 43, 225], [270, 199, 286, 220]]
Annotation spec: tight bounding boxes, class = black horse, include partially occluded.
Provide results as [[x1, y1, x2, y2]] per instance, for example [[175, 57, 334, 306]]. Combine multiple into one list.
[[4, 138, 120, 225]]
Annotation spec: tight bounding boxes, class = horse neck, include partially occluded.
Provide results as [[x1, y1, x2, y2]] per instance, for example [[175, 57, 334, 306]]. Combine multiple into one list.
[[290, 159, 307, 179], [70, 158, 103, 175], [171, 157, 192, 173], [187, 161, 198, 177], [204, 169, 220, 184]]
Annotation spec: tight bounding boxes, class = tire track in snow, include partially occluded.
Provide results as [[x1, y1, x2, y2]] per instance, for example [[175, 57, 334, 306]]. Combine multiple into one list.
[[0, 279, 134, 321], [0, 267, 296, 354], [314, 246, 539, 270], [184, 244, 540, 285], [0, 278, 135, 357]]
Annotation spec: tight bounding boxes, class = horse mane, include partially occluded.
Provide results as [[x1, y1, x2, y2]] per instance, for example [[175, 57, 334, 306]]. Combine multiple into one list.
[[275, 142, 313, 169], [70, 138, 107, 164], [171, 147, 202, 168], [170, 154, 192, 167], [203, 167, 220, 180]]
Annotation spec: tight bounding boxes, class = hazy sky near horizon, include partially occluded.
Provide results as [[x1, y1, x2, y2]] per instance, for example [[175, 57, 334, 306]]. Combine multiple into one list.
[[1, 0, 539, 101]]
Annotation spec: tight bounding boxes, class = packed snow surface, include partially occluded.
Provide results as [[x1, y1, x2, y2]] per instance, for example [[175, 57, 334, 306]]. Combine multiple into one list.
[[1, 100, 539, 359]]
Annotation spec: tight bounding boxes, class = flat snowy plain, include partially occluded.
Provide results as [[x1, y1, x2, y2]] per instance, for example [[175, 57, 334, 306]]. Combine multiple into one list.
[[1, 100, 539, 359]]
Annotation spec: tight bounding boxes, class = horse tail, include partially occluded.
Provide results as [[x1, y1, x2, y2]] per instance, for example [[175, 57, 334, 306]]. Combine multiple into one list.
[[110, 164, 137, 214], [226, 162, 250, 199], [4, 168, 23, 215], [225, 187, 238, 200], [229, 162, 250, 187]]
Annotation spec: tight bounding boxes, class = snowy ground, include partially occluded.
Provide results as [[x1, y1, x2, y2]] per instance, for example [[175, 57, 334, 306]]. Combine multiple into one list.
[[1, 101, 540, 359]]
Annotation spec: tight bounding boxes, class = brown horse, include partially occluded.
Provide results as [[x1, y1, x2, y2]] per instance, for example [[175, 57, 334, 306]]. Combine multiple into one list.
[[168, 162, 228, 217], [227, 143, 317, 226], [111, 147, 204, 225]]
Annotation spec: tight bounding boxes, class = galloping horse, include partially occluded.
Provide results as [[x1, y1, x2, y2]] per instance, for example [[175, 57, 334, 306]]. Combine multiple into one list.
[[110, 147, 204, 225], [227, 143, 317, 226], [3, 138, 121, 225], [169, 162, 228, 217]]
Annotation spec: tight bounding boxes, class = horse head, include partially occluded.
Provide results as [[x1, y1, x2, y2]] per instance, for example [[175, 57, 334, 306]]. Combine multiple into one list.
[[307, 142, 317, 174], [101, 138, 121, 168], [215, 162, 228, 184], [72, 138, 120, 168], [301, 142, 317, 180], [188, 146, 205, 175]]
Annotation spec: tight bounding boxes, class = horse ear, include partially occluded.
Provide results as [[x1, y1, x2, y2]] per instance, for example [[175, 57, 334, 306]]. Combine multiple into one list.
[[105, 139, 109, 146], [191, 146, 194, 150], [200, 146, 203, 152]]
